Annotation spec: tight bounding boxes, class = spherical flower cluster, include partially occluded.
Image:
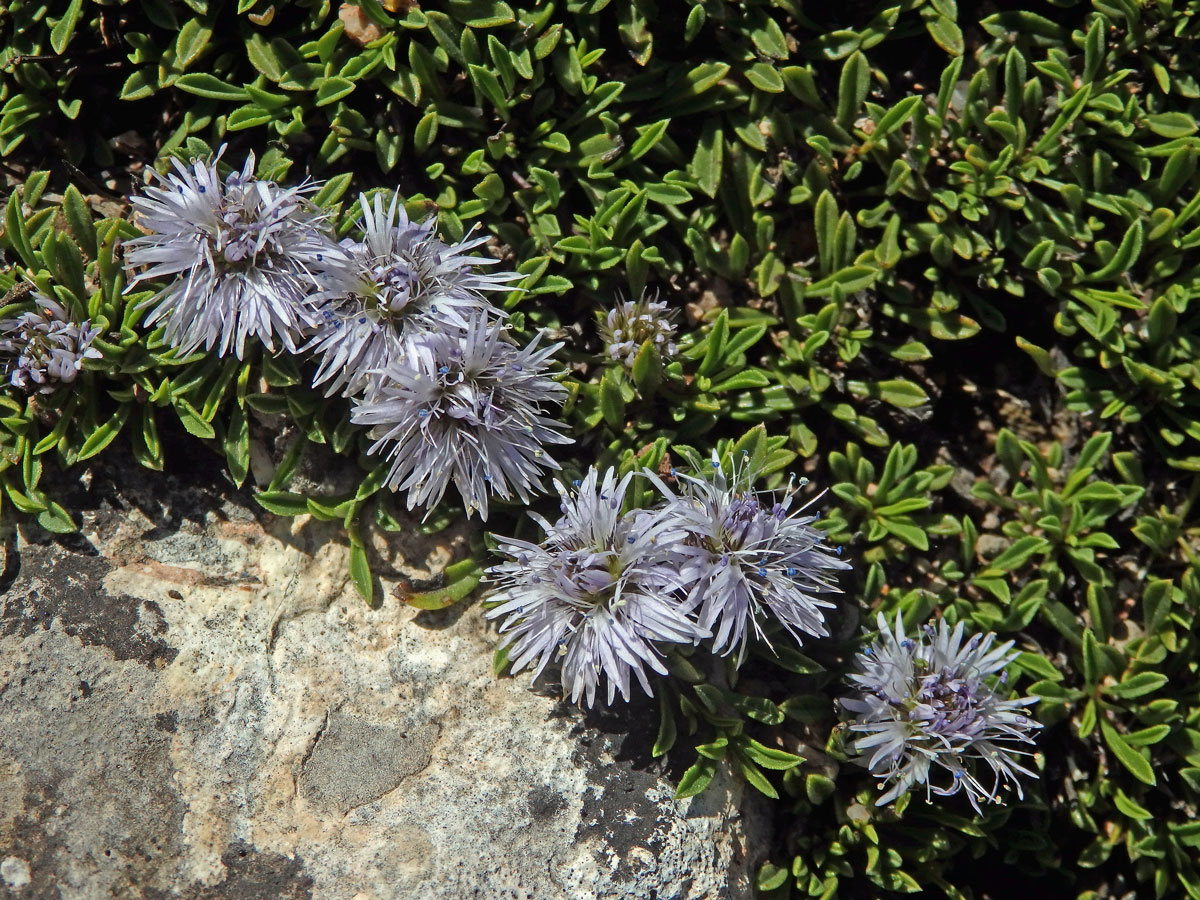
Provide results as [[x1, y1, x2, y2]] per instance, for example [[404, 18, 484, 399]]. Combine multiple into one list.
[[598, 293, 678, 367], [124, 153, 341, 360], [350, 313, 571, 521], [305, 192, 516, 398], [486, 468, 706, 707], [125, 152, 569, 518], [487, 457, 848, 706], [843, 612, 1041, 812], [0, 295, 102, 393], [649, 456, 851, 665]]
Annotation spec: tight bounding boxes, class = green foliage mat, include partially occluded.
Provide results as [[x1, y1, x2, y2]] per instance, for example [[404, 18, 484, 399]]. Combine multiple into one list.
[[3, 0, 1200, 897]]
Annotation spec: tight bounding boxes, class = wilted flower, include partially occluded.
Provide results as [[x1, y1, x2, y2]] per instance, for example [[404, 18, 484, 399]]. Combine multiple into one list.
[[598, 293, 678, 367], [306, 191, 518, 397], [485, 467, 708, 707], [649, 454, 850, 664], [0, 295, 101, 393], [843, 612, 1041, 812], [124, 152, 342, 360], [350, 313, 571, 520]]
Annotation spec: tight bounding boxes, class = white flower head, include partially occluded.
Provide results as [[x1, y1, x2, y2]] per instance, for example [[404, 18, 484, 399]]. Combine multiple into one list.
[[598, 292, 678, 368], [350, 313, 571, 520], [124, 151, 343, 360], [648, 452, 850, 664], [0, 294, 101, 393], [306, 191, 518, 397], [843, 612, 1041, 813], [485, 466, 709, 707]]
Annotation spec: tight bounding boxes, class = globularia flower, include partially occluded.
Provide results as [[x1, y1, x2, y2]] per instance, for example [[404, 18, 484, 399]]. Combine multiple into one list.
[[648, 455, 850, 663], [843, 612, 1041, 812], [306, 191, 518, 397], [598, 293, 678, 367], [350, 313, 571, 519], [124, 152, 342, 360], [0, 295, 101, 393], [485, 467, 708, 707]]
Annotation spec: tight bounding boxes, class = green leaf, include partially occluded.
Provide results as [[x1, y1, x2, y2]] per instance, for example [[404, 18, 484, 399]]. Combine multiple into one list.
[[49, 0, 85, 54], [1101, 719, 1155, 785], [62, 185, 98, 259], [224, 405, 249, 488], [174, 399, 216, 439], [769, 645, 825, 674], [173, 18, 212, 71], [984, 535, 1049, 573], [405, 563, 483, 609], [874, 96, 922, 136], [174, 73, 249, 101], [710, 368, 771, 392], [926, 15, 964, 56], [315, 77, 356, 106], [835, 51, 869, 128], [653, 692, 677, 757], [675, 757, 717, 799], [599, 370, 626, 428], [349, 533, 373, 604], [254, 490, 311, 516], [697, 310, 729, 377], [1146, 112, 1198, 139], [4, 193, 36, 269], [738, 737, 803, 771], [37, 501, 77, 534], [1085, 220, 1143, 282], [1112, 787, 1152, 820], [78, 406, 131, 461], [1105, 672, 1167, 700], [736, 757, 779, 798]]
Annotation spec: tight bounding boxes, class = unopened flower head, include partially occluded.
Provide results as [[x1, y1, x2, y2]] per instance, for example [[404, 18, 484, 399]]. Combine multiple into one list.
[[485, 467, 708, 707], [124, 152, 341, 360], [649, 453, 849, 664], [0, 295, 101, 393], [598, 293, 678, 367], [350, 313, 572, 520], [306, 191, 517, 397], [843, 612, 1041, 812]]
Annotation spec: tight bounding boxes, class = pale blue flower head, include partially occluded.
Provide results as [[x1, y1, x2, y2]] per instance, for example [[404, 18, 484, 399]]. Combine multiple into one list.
[[485, 467, 708, 707], [843, 612, 1041, 813], [124, 151, 343, 359], [350, 313, 571, 520], [0, 294, 101, 393], [648, 453, 850, 665], [306, 191, 517, 397]]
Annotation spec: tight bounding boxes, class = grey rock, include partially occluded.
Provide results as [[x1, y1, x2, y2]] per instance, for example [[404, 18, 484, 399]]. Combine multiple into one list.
[[299, 713, 439, 816], [0, 456, 770, 899]]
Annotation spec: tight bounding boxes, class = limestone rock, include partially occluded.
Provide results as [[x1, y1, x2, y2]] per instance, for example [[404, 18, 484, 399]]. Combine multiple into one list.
[[0, 456, 770, 899]]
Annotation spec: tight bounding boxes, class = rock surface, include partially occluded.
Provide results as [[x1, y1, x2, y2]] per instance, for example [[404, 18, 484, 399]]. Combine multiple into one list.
[[0, 457, 770, 899]]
